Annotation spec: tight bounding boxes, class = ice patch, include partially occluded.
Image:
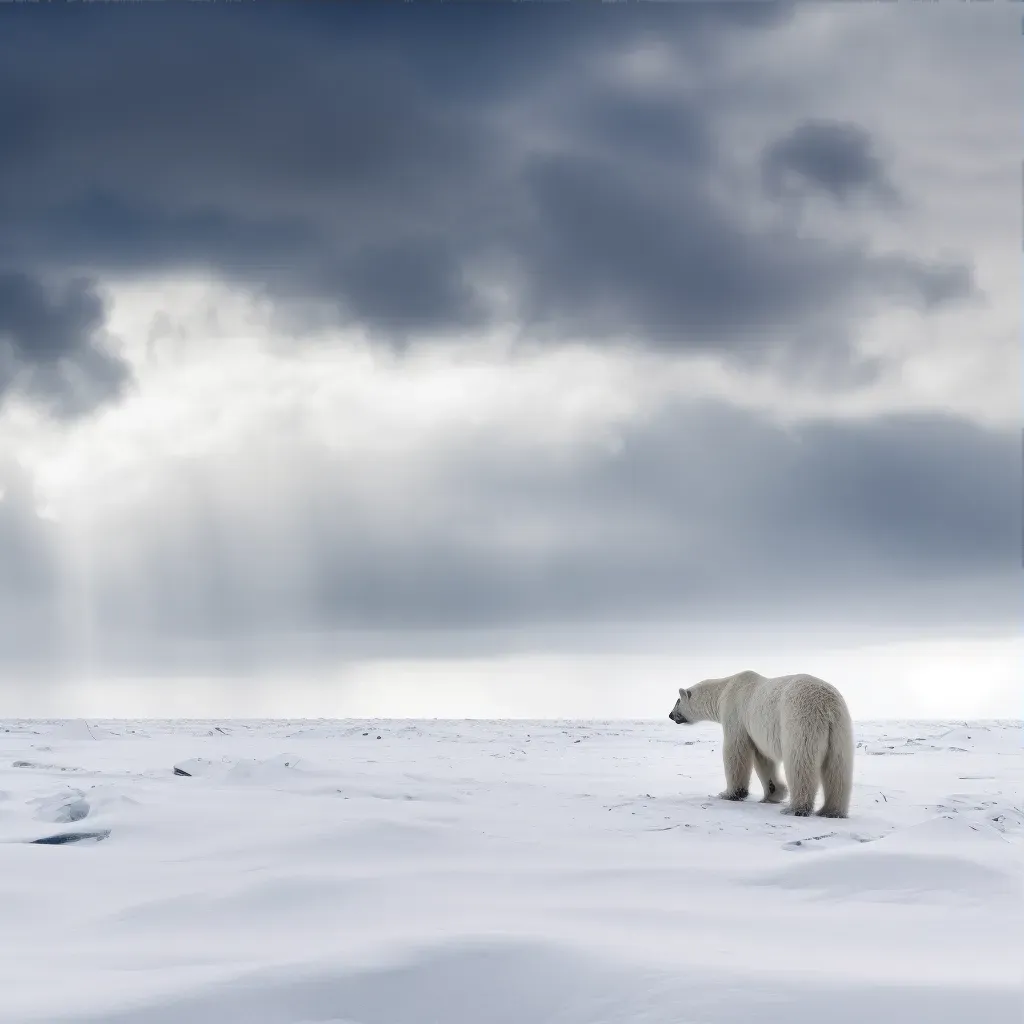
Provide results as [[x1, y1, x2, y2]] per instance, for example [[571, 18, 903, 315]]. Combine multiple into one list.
[[171, 758, 216, 778], [172, 755, 312, 785], [30, 790, 90, 824], [42, 720, 99, 742]]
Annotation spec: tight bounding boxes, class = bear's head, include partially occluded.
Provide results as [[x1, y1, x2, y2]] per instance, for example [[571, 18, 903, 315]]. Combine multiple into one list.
[[670, 679, 725, 725], [668, 688, 694, 725]]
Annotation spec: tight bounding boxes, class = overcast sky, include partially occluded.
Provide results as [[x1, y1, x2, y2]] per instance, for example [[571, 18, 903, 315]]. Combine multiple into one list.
[[0, 4, 1019, 718]]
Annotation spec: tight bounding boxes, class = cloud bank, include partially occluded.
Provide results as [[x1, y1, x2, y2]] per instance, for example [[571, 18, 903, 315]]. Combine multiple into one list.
[[0, 3, 1016, 710]]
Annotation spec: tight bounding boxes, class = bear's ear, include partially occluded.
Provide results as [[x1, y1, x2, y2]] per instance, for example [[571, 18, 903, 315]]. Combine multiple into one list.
[[679, 687, 691, 699]]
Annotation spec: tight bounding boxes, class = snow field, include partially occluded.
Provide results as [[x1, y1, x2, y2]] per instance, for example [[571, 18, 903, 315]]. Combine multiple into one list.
[[0, 718, 1019, 1023]]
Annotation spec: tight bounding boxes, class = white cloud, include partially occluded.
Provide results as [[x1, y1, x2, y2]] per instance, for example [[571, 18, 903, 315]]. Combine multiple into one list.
[[6, 248, 1014, 532]]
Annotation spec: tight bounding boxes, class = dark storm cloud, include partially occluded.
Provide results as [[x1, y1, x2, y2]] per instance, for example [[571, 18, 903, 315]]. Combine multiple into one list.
[[0, 272, 129, 417], [3, 404, 1006, 674], [515, 151, 971, 353], [761, 120, 901, 207], [0, 3, 973, 388]]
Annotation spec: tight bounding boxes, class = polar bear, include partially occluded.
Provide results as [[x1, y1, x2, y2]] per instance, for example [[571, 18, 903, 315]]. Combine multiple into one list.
[[669, 670, 854, 818]]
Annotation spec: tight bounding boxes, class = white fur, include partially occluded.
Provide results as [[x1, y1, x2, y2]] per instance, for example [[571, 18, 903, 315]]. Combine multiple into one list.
[[669, 670, 854, 818]]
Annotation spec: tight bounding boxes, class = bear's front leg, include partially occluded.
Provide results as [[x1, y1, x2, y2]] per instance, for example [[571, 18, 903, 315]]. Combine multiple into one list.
[[718, 730, 753, 801]]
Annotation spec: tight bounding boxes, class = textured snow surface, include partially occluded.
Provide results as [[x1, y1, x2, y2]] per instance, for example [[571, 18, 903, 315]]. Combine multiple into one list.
[[1, 717, 1020, 1023]]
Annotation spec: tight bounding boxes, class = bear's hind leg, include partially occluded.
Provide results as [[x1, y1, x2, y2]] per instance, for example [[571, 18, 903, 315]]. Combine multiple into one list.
[[817, 731, 853, 818], [753, 748, 787, 803], [780, 732, 822, 817], [718, 730, 753, 801]]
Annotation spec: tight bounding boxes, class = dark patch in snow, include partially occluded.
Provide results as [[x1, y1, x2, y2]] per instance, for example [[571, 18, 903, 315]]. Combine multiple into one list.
[[30, 830, 111, 846]]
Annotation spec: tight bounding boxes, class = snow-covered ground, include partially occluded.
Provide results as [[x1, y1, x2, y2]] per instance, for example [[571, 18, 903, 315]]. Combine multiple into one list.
[[0, 718, 1019, 1023]]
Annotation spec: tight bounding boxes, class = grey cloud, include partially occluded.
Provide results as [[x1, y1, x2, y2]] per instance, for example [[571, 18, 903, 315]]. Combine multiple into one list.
[[761, 120, 901, 207], [0, 272, 129, 417], [573, 87, 716, 167], [0, 459, 58, 598], [0, 5, 975, 393], [5, 404, 1014, 674], [516, 151, 971, 357], [867, 254, 976, 311], [327, 236, 487, 340], [0, 460, 62, 669]]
